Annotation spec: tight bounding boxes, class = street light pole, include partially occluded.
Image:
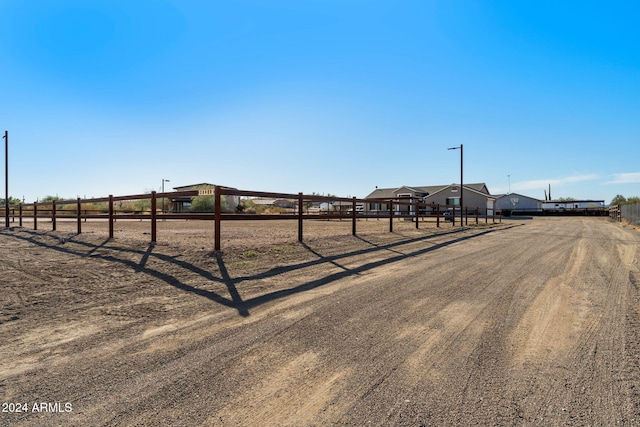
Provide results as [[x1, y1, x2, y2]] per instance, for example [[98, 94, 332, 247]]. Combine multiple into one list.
[[448, 144, 463, 227], [3, 130, 8, 228], [161, 179, 170, 214]]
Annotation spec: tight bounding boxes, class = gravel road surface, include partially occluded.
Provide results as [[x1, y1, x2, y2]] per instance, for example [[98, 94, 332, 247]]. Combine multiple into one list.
[[1, 217, 639, 426]]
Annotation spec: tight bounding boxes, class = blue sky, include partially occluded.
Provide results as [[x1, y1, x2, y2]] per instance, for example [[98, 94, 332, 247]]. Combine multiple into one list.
[[1, 0, 638, 204]]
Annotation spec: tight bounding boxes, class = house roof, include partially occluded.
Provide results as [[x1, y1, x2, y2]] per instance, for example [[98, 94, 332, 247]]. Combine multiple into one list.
[[494, 193, 543, 202], [173, 183, 215, 190], [365, 183, 490, 199], [172, 183, 239, 193]]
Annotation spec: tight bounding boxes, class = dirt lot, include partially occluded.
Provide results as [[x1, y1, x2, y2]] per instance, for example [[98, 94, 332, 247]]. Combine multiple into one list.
[[1, 216, 639, 426]]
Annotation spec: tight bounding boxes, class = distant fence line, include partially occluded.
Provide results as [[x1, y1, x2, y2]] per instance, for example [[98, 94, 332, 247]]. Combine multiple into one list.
[[1, 186, 501, 251], [611, 203, 640, 226]]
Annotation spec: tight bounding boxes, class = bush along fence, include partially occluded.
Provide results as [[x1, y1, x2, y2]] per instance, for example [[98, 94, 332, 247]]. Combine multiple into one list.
[[1, 186, 502, 251], [610, 203, 640, 225]]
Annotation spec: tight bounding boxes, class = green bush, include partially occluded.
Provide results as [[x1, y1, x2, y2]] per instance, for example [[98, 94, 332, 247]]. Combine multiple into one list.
[[190, 195, 230, 212], [0, 196, 22, 206]]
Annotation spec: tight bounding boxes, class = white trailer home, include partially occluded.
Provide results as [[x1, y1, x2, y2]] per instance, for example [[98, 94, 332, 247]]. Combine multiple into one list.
[[541, 200, 605, 212]]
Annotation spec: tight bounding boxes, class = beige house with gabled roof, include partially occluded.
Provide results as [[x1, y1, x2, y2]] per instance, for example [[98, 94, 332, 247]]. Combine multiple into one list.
[[364, 183, 495, 215]]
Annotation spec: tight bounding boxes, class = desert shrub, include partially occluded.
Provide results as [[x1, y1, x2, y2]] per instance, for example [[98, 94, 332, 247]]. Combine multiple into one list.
[[40, 195, 64, 202], [135, 198, 152, 212], [79, 202, 109, 213], [190, 195, 230, 212], [190, 195, 214, 212]]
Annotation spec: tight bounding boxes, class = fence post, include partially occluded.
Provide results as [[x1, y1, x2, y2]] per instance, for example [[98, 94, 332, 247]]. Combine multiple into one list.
[[52, 200, 56, 231], [214, 186, 221, 251], [465, 206, 468, 225], [389, 200, 393, 232], [352, 197, 357, 236], [77, 198, 81, 234], [108, 195, 114, 239], [150, 191, 157, 242], [452, 206, 456, 226], [436, 204, 440, 228], [33, 202, 37, 230], [475, 207, 479, 224], [19, 203, 22, 227], [298, 193, 303, 242], [415, 200, 419, 229]]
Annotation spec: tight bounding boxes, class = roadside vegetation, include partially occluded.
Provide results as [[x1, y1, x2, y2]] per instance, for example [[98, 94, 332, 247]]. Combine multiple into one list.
[[0, 196, 21, 206], [611, 194, 640, 206]]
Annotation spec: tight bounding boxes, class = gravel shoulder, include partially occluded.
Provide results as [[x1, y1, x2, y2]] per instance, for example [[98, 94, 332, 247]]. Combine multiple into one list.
[[1, 217, 639, 426]]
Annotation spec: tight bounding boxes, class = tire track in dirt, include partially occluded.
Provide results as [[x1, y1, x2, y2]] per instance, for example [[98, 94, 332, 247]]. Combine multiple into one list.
[[199, 228, 522, 426], [390, 225, 573, 425], [0, 245, 51, 325], [505, 219, 640, 425]]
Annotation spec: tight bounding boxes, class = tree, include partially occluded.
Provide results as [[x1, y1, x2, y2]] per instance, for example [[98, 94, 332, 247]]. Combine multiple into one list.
[[0, 196, 21, 206], [610, 195, 640, 206], [627, 196, 640, 205], [611, 195, 627, 206]]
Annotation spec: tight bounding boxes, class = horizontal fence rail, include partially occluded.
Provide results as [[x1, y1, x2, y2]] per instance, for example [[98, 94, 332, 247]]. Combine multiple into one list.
[[1, 186, 502, 250]]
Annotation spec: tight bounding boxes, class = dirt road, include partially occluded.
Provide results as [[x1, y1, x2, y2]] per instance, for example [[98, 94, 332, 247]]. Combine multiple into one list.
[[1, 217, 639, 426]]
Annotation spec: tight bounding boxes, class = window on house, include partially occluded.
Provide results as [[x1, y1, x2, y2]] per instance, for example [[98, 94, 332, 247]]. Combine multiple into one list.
[[446, 197, 460, 206]]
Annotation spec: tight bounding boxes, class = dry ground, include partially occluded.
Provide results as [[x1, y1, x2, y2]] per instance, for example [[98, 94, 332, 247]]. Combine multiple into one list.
[[1, 216, 639, 426]]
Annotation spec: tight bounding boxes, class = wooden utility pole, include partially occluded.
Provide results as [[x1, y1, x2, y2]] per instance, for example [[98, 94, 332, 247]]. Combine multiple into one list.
[[3, 130, 8, 228]]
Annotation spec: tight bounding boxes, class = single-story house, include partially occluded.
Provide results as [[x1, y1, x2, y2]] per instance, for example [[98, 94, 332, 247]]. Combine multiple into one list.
[[494, 193, 543, 214], [171, 183, 240, 212], [364, 183, 495, 215]]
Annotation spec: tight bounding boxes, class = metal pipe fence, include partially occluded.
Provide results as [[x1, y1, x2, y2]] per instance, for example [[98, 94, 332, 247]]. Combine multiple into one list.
[[621, 203, 640, 226], [1, 186, 502, 251]]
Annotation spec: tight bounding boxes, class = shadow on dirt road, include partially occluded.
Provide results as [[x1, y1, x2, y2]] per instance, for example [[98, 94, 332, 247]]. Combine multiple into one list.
[[1, 225, 517, 318]]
